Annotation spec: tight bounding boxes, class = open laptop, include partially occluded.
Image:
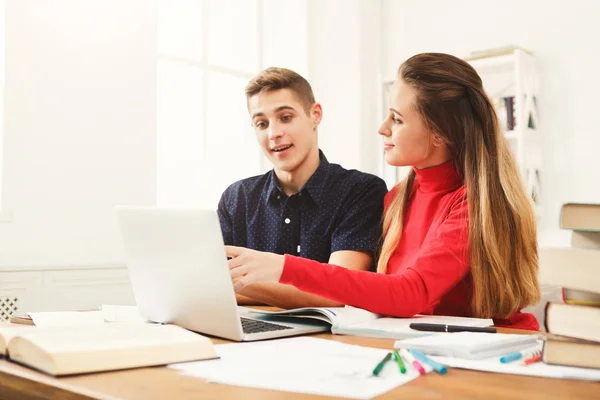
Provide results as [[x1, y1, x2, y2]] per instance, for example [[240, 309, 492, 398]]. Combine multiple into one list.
[[115, 206, 328, 341]]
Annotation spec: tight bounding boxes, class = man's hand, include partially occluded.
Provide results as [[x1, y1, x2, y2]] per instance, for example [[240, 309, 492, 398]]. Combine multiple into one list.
[[226, 246, 285, 291]]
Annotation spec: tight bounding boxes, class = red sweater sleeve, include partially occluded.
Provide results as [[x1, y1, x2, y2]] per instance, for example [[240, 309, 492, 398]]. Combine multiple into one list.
[[280, 193, 470, 317]]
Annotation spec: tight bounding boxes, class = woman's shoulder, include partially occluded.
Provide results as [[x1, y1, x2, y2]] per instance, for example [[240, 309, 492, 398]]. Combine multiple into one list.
[[450, 184, 468, 202], [383, 184, 399, 209]]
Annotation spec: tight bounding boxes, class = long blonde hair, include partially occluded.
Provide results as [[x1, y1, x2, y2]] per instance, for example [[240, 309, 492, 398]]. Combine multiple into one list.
[[376, 53, 540, 318]]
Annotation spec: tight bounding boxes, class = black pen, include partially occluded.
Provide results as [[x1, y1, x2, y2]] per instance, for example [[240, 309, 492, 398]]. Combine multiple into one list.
[[409, 323, 497, 333]]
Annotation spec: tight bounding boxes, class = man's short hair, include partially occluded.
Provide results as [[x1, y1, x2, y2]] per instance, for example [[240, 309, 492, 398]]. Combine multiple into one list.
[[245, 67, 315, 115]]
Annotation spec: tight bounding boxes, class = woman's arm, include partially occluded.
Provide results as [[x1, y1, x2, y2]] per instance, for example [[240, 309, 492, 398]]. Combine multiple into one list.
[[228, 195, 470, 316]]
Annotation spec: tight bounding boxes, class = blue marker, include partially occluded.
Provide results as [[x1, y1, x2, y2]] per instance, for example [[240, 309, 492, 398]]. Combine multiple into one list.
[[409, 349, 448, 375], [499, 351, 523, 363]]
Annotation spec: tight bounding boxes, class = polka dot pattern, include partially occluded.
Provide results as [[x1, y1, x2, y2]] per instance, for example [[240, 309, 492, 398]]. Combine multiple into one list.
[[217, 150, 388, 267]]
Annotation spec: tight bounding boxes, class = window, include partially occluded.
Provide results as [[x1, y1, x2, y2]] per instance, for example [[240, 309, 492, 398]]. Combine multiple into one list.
[[157, 0, 263, 208], [0, 0, 5, 215]]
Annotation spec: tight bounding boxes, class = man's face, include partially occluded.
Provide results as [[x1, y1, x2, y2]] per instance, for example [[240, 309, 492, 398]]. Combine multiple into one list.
[[248, 89, 320, 174]]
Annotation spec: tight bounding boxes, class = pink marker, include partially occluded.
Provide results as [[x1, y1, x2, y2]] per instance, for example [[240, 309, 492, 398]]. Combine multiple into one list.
[[399, 348, 426, 375]]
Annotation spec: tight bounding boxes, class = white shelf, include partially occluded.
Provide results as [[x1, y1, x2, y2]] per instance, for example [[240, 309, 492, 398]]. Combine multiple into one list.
[[467, 53, 516, 73], [504, 130, 517, 140], [471, 49, 542, 216]]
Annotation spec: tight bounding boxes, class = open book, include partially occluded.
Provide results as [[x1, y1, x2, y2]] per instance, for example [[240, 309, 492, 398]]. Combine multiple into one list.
[[247, 307, 494, 340], [0, 325, 35, 356], [1, 323, 217, 376]]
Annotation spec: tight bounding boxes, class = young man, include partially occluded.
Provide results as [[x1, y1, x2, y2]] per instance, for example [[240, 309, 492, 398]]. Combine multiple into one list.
[[218, 67, 387, 309]]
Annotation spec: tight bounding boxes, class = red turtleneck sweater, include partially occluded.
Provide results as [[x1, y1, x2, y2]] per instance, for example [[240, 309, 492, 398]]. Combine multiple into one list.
[[280, 161, 539, 330]]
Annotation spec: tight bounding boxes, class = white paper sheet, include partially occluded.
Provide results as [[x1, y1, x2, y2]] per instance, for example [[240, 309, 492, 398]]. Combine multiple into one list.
[[100, 305, 145, 323], [430, 344, 600, 381], [170, 337, 432, 399], [29, 306, 145, 327], [28, 311, 105, 327], [336, 315, 494, 339]]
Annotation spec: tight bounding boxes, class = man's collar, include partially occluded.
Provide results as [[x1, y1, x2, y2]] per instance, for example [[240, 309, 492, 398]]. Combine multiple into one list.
[[300, 149, 329, 206], [265, 149, 330, 206]]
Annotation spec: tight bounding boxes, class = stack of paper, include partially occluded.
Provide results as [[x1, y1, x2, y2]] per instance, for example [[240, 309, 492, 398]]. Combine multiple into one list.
[[395, 332, 540, 359], [430, 347, 600, 381], [170, 337, 432, 399]]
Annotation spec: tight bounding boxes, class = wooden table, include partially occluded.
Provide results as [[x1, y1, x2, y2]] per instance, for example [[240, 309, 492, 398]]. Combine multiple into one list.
[[1, 325, 599, 399]]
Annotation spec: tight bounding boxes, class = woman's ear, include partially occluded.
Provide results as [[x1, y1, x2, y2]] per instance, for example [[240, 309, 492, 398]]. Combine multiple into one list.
[[431, 132, 445, 147]]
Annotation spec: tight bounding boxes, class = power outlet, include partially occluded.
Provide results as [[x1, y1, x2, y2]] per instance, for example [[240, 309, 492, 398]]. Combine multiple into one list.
[[0, 209, 13, 223]]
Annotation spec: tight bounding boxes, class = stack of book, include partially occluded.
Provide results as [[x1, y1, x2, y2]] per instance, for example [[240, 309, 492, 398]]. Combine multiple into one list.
[[540, 203, 600, 369]]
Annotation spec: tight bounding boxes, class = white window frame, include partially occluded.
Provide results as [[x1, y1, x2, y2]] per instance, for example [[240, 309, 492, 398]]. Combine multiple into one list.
[[0, 0, 7, 221], [157, 0, 268, 208]]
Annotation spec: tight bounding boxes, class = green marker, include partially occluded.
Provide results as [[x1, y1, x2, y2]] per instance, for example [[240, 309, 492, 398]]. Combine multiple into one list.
[[392, 348, 407, 373], [372, 352, 392, 376]]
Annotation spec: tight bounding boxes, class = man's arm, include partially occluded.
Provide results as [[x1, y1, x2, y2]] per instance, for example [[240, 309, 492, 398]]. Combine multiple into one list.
[[236, 250, 372, 309]]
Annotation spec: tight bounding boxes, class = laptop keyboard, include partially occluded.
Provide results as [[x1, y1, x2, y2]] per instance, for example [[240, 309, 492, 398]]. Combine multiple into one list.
[[240, 317, 293, 334]]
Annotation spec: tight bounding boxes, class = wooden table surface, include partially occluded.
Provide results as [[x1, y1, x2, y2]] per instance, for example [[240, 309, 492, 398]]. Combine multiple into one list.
[[1, 322, 599, 399]]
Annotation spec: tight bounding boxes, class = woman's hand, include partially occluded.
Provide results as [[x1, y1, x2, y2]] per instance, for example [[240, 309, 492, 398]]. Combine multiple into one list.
[[226, 246, 285, 291]]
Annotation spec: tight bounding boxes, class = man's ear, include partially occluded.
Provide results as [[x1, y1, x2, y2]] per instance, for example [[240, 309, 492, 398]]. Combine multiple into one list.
[[311, 103, 323, 128]]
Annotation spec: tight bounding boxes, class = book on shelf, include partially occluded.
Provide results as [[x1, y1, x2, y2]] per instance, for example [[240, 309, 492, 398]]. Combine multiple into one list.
[[571, 230, 600, 249], [560, 203, 600, 231], [491, 96, 516, 132], [247, 306, 493, 340], [1, 323, 217, 376], [543, 335, 600, 369], [505, 96, 515, 131], [544, 302, 600, 343], [538, 247, 600, 293], [491, 95, 537, 133]]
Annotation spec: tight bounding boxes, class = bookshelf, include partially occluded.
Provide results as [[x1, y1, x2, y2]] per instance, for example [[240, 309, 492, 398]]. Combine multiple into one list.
[[379, 48, 542, 215], [467, 48, 542, 215]]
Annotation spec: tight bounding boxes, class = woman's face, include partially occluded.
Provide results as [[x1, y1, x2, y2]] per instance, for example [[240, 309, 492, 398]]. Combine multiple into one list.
[[378, 79, 448, 169]]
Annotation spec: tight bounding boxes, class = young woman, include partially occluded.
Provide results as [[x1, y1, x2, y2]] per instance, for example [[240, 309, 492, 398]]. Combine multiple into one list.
[[226, 53, 541, 330]]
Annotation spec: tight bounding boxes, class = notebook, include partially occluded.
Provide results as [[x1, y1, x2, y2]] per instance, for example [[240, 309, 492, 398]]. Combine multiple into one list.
[[248, 307, 494, 340], [394, 332, 541, 359], [4, 323, 217, 376]]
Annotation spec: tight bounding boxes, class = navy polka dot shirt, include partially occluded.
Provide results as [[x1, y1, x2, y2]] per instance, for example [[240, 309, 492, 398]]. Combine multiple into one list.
[[217, 150, 388, 269]]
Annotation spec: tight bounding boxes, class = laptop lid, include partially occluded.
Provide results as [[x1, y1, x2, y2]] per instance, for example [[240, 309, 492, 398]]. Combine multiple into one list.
[[115, 207, 328, 341], [116, 207, 246, 341]]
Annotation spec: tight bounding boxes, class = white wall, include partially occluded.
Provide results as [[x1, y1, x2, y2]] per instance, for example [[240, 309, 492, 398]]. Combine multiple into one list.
[[0, 0, 157, 268], [0, 0, 5, 215], [382, 0, 600, 243], [307, 0, 382, 175]]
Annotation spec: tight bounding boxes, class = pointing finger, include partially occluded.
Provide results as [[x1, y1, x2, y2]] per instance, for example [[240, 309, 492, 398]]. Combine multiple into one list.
[[225, 245, 245, 258], [230, 265, 248, 280], [228, 257, 243, 270]]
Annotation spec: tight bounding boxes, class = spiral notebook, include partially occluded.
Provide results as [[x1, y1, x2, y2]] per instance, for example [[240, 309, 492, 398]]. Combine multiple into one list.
[[394, 332, 541, 359]]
